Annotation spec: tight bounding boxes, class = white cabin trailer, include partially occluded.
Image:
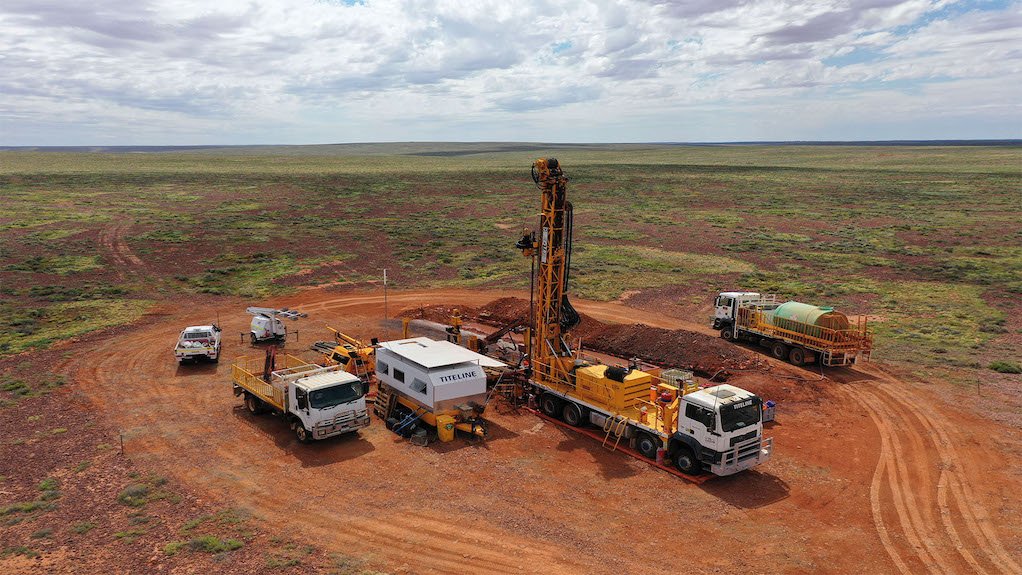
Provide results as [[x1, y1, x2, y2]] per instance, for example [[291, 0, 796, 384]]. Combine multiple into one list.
[[376, 337, 504, 412]]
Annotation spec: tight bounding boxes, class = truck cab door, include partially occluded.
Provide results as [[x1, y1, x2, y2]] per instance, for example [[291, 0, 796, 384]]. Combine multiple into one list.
[[714, 296, 734, 321], [713, 295, 735, 331], [679, 402, 720, 454]]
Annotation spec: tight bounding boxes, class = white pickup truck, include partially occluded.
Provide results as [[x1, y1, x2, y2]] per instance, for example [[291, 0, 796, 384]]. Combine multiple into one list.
[[175, 325, 222, 364]]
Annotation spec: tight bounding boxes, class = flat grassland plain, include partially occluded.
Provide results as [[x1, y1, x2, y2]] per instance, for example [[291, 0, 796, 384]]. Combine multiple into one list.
[[0, 143, 1020, 574]]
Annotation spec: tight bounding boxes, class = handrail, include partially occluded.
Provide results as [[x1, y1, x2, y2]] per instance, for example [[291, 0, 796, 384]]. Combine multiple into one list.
[[738, 309, 873, 351]]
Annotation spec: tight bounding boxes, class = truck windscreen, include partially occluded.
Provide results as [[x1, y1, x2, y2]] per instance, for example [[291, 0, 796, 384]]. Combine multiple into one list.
[[309, 382, 365, 409], [720, 398, 761, 432]]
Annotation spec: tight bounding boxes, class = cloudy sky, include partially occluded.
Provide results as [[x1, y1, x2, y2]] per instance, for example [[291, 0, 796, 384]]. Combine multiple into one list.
[[1, 0, 1020, 145]]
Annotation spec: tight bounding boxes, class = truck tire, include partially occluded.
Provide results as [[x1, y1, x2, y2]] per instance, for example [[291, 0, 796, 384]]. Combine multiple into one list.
[[295, 424, 312, 443], [636, 432, 660, 460], [540, 394, 563, 419], [244, 393, 262, 415], [561, 402, 586, 427], [771, 342, 788, 360], [788, 347, 806, 366], [720, 328, 734, 341], [673, 446, 699, 474]]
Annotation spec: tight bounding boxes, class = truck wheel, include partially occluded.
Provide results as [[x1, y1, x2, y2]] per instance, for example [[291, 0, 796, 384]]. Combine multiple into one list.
[[788, 347, 806, 366], [771, 342, 788, 360], [561, 402, 585, 427], [295, 424, 312, 443], [539, 394, 562, 418], [636, 433, 660, 460], [244, 394, 262, 415], [673, 446, 699, 474], [720, 328, 734, 341]]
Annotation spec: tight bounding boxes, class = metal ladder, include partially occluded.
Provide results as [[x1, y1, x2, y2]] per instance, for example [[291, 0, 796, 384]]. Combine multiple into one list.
[[602, 414, 629, 451]]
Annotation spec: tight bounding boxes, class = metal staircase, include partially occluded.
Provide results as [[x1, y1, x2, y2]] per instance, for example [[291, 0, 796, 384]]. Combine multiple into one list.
[[374, 383, 397, 420]]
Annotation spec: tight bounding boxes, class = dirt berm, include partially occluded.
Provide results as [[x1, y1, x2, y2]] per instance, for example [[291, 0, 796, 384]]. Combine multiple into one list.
[[400, 296, 765, 376]]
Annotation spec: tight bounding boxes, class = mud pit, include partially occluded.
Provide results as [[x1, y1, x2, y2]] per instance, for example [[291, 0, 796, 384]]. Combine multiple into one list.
[[66, 289, 1022, 575]]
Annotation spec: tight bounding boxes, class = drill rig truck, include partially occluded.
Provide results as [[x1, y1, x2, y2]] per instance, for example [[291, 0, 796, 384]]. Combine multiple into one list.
[[516, 159, 772, 476]]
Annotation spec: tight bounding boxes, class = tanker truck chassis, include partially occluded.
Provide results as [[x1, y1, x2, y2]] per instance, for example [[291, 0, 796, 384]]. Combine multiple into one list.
[[713, 292, 872, 367]]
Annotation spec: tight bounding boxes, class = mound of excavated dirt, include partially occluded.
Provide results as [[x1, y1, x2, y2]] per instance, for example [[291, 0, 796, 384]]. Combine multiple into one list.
[[401, 297, 764, 376], [581, 323, 763, 376]]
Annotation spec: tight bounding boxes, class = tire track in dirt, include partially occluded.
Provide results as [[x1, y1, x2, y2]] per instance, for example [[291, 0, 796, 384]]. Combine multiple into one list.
[[853, 388, 956, 574], [98, 224, 144, 278], [870, 374, 1022, 575], [842, 368, 1022, 575]]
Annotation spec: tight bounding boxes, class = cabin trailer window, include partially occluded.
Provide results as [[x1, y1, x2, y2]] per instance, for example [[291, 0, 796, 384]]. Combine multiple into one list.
[[410, 378, 427, 395], [394, 369, 406, 383], [377, 360, 389, 375]]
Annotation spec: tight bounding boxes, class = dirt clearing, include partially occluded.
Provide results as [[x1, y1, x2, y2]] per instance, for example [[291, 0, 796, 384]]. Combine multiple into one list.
[[42, 289, 1022, 574]]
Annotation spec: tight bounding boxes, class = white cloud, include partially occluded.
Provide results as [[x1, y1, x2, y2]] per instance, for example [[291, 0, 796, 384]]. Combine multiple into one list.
[[0, 0, 1019, 144]]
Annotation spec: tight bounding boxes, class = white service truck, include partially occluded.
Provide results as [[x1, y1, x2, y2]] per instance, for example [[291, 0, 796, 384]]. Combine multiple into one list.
[[174, 325, 222, 364], [232, 354, 370, 442]]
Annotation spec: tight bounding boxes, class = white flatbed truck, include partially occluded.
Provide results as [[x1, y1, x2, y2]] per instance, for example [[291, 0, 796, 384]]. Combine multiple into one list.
[[232, 354, 370, 442]]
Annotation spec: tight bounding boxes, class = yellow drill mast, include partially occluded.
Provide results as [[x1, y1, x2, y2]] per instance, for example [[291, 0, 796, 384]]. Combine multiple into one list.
[[518, 158, 580, 387]]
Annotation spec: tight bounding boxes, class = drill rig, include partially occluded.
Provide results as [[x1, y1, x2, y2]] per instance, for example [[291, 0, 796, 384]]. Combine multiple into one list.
[[517, 158, 772, 476]]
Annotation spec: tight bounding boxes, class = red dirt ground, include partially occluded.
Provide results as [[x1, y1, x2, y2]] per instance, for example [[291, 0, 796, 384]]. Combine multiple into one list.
[[2, 288, 1009, 575]]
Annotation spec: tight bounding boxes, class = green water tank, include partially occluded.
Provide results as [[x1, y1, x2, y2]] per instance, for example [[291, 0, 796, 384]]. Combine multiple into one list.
[[769, 301, 850, 331]]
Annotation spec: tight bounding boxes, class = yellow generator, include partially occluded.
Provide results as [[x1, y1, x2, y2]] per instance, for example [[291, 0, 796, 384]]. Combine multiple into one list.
[[372, 337, 506, 443]]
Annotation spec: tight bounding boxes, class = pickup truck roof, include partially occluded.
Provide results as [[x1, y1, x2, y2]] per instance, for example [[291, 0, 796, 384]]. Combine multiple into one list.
[[182, 325, 218, 333]]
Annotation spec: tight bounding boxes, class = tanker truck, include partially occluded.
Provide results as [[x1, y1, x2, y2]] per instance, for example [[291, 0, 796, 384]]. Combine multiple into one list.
[[712, 292, 872, 367]]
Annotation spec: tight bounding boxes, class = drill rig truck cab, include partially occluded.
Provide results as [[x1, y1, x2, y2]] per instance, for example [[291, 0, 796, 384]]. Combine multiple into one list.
[[519, 158, 772, 476]]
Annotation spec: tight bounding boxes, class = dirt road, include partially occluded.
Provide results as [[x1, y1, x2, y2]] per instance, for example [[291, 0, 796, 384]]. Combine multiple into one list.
[[66, 289, 1022, 574]]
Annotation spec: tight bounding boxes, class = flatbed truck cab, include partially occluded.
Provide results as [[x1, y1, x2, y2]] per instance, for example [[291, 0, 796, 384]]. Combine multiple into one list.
[[231, 355, 370, 442]]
